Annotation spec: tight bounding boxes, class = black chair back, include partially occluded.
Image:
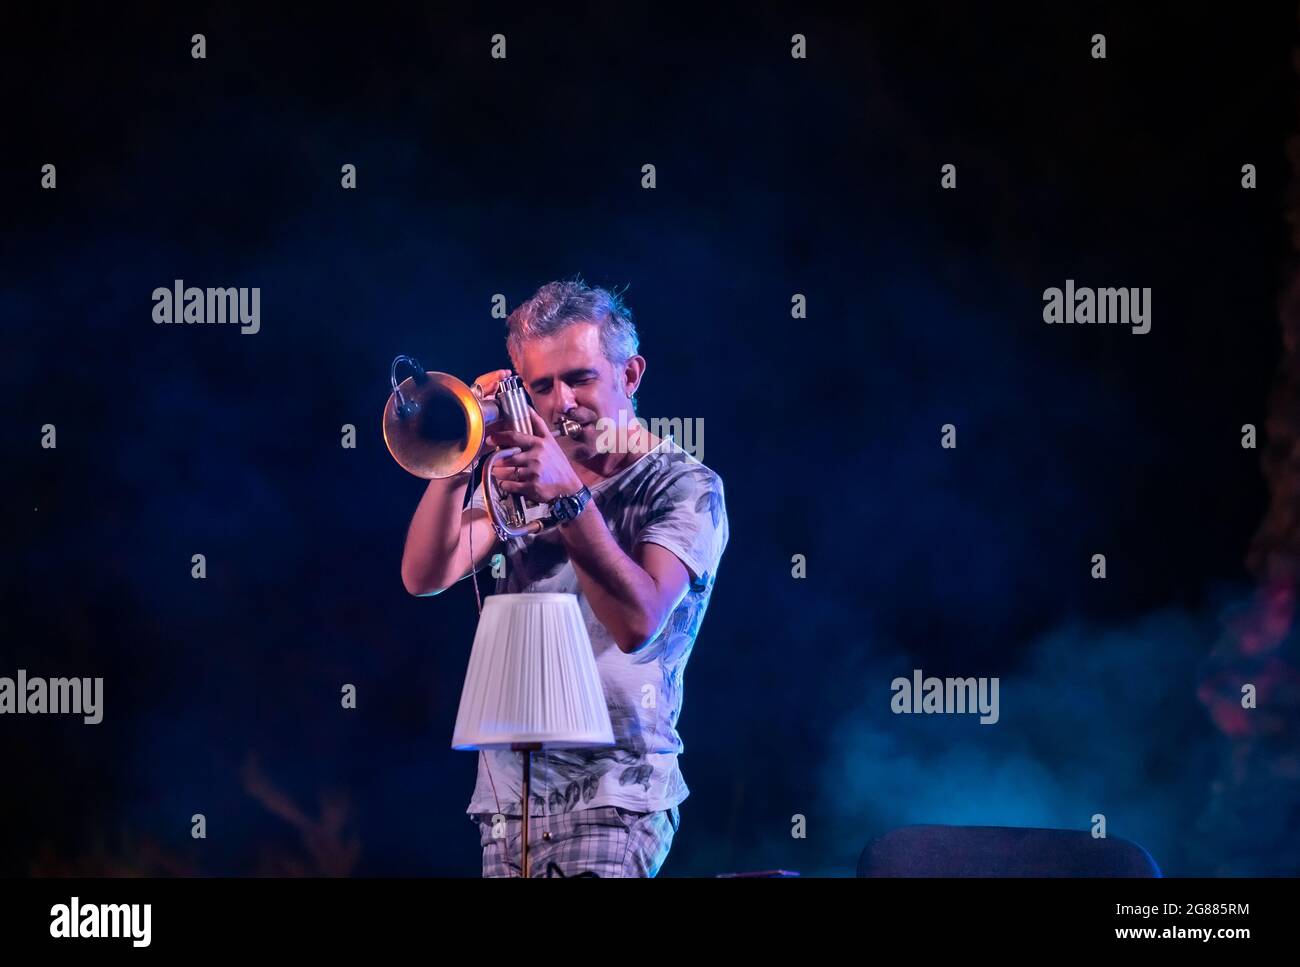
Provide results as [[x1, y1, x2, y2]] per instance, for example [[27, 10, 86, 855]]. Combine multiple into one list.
[[857, 824, 1161, 876]]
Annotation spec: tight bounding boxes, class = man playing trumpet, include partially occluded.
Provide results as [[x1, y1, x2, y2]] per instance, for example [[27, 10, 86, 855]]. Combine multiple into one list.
[[400, 278, 729, 877]]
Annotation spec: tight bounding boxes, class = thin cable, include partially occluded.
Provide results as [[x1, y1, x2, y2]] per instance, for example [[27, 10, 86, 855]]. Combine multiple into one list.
[[468, 462, 485, 616]]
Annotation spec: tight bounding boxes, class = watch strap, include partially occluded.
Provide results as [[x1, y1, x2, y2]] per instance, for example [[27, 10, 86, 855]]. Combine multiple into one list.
[[550, 484, 592, 522]]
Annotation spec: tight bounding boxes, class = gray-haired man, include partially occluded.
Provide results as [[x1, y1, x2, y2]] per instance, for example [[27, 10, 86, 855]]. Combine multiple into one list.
[[401, 278, 728, 876]]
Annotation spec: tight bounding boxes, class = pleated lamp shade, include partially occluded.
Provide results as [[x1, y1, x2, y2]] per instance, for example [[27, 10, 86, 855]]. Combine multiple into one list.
[[452, 593, 615, 751]]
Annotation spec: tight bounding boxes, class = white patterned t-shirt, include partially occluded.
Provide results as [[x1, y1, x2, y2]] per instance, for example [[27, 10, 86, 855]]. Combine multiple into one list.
[[463, 434, 728, 817]]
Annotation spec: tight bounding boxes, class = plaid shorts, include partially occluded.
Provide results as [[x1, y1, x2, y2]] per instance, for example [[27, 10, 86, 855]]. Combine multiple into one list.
[[471, 804, 680, 878]]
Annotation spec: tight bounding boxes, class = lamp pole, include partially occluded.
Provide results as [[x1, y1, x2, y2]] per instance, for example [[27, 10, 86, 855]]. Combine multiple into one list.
[[513, 742, 543, 877]]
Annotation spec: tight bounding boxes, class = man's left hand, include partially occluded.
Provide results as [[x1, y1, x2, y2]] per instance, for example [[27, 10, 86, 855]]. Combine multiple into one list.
[[487, 407, 585, 504]]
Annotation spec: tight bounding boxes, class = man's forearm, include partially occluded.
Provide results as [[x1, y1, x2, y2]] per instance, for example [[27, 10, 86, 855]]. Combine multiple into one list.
[[557, 506, 661, 653], [401, 470, 472, 595]]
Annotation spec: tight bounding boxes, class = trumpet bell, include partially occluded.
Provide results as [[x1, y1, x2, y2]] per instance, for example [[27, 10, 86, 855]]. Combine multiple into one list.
[[382, 371, 489, 479]]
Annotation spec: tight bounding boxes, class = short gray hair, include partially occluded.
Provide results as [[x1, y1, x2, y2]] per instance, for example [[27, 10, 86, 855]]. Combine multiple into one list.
[[505, 277, 640, 374]]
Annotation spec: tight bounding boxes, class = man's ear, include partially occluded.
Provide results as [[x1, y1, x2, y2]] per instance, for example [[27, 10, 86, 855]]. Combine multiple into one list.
[[623, 354, 646, 397]]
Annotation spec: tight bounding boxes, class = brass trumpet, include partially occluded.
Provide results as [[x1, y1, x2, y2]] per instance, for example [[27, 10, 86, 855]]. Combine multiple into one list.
[[383, 355, 582, 541]]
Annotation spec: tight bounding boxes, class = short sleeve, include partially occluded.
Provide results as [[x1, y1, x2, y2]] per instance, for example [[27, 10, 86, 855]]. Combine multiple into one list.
[[635, 466, 729, 594], [467, 482, 486, 512]]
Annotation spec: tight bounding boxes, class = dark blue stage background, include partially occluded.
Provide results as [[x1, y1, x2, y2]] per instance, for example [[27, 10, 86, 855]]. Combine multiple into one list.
[[3, 3, 1297, 876]]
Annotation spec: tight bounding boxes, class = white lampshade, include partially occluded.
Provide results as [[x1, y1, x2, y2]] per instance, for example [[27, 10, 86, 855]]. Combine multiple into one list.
[[452, 593, 615, 750]]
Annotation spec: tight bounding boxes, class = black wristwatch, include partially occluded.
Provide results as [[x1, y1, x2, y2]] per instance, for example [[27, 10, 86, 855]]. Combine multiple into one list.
[[549, 484, 592, 523]]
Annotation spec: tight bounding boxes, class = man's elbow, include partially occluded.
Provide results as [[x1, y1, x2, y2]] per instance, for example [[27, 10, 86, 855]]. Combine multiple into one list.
[[617, 616, 663, 654], [402, 565, 447, 598], [617, 633, 651, 655]]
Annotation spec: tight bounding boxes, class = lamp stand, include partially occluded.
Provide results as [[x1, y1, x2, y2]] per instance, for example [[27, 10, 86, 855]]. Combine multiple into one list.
[[512, 742, 543, 877]]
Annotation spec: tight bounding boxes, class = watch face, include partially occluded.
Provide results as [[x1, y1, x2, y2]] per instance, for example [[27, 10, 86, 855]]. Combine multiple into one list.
[[553, 488, 587, 521]]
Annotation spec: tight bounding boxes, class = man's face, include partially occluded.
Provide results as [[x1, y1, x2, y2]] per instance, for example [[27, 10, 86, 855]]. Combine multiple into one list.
[[517, 321, 637, 457]]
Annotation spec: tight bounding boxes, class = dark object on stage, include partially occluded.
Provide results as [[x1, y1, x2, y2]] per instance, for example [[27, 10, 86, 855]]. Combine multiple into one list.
[[857, 824, 1161, 877], [715, 870, 801, 877]]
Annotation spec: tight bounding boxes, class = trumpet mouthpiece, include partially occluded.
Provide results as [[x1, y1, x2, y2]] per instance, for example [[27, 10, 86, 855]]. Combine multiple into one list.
[[554, 417, 582, 439]]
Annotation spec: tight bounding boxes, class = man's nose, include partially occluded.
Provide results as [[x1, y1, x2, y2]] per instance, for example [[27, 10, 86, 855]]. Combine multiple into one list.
[[556, 382, 577, 411]]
